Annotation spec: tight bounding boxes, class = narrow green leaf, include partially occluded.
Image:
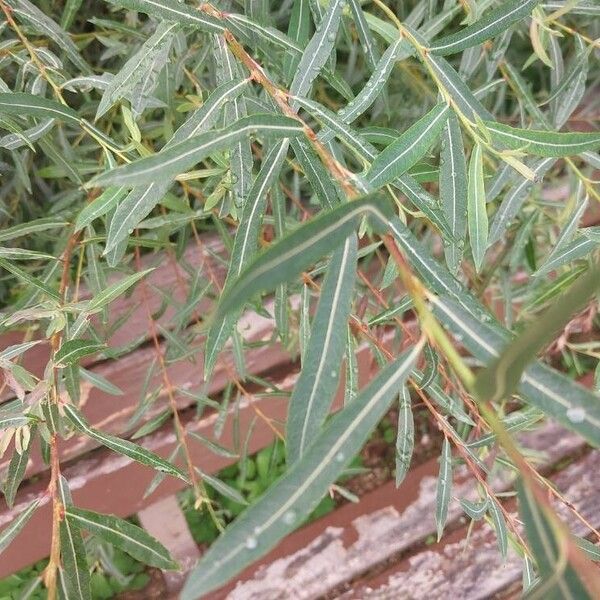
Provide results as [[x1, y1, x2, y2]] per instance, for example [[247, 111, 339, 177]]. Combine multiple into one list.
[[485, 122, 600, 157], [395, 386, 414, 486], [182, 344, 422, 599], [431, 294, 600, 447], [214, 193, 393, 319], [86, 270, 152, 313], [430, 0, 541, 56], [347, 0, 381, 70], [0, 93, 80, 124], [89, 115, 303, 188], [289, 0, 345, 100], [474, 258, 600, 403], [517, 478, 591, 598], [3, 430, 34, 507], [488, 498, 508, 558], [96, 22, 176, 119], [63, 404, 189, 482], [0, 217, 67, 243], [467, 144, 488, 272], [0, 258, 60, 301], [0, 500, 39, 554], [104, 0, 223, 34], [286, 234, 358, 464], [65, 506, 178, 569], [440, 114, 467, 273], [58, 477, 91, 600], [75, 187, 126, 232], [54, 340, 106, 367], [366, 103, 449, 189], [436, 437, 452, 541]]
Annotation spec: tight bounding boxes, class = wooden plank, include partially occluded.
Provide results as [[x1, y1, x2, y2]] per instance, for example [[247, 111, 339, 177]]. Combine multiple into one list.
[[214, 421, 586, 600], [344, 449, 600, 599]]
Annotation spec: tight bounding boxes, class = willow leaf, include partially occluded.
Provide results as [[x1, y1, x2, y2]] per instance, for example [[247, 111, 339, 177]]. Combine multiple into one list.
[[74, 187, 126, 232], [430, 0, 541, 56], [0, 258, 60, 301], [286, 234, 358, 464], [103, 0, 223, 33], [474, 258, 600, 403], [467, 144, 487, 272], [289, 0, 345, 101], [54, 340, 106, 367], [0, 93, 80, 125], [86, 270, 152, 312], [534, 231, 600, 279], [440, 114, 467, 273], [96, 22, 177, 119], [484, 122, 600, 157], [435, 437, 452, 541], [0, 500, 39, 554], [0, 217, 67, 243], [65, 507, 178, 569], [89, 115, 303, 188], [3, 431, 33, 508], [517, 478, 591, 598], [347, 0, 380, 70], [104, 79, 248, 252], [63, 404, 189, 482], [431, 295, 600, 447], [182, 344, 422, 599], [214, 193, 393, 319], [366, 103, 449, 189], [395, 386, 414, 486], [58, 477, 91, 600]]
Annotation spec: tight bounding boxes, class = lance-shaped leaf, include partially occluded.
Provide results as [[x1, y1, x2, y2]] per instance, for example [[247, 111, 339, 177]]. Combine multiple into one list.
[[0, 217, 67, 243], [430, 295, 600, 447], [474, 258, 600, 403], [214, 193, 393, 319], [65, 506, 178, 569], [0, 93, 80, 124], [366, 103, 449, 189], [436, 437, 452, 541], [6, 0, 90, 72], [104, 79, 249, 252], [74, 187, 127, 232], [517, 478, 591, 598], [440, 114, 467, 273], [58, 477, 91, 600], [429, 0, 541, 56], [395, 386, 414, 486], [467, 144, 488, 272], [534, 230, 600, 279], [0, 500, 39, 553], [484, 121, 600, 157], [54, 340, 106, 367], [289, 0, 345, 101], [104, 0, 223, 33], [204, 141, 289, 378], [347, 0, 381, 70], [0, 258, 60, 301], [181, 344, 422, 599], [3, 429, 34, 508], [286, 234, 358, 464], [63, 404, 189, 482], [96, 22, 177, 118], [88, 115, 303, 188]]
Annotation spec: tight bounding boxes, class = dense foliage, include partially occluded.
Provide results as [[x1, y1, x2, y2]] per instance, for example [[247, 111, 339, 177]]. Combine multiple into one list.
[[0, 0, 599, 598]]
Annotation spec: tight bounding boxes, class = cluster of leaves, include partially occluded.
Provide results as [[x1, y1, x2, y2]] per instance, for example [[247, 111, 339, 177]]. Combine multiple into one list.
[[0, 0, 600, 599], [0, 542, 150, 600]]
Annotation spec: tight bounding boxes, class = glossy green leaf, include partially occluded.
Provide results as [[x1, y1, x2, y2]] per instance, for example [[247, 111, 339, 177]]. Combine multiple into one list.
[[484, 121, 600, 157], [435, 437, 452, 541], [286, 234, 358, 464], [214, 193, 393, 319], [0, 93, 80, 124], [0, 500, 39, 554], [366, 103, 449, 189], [430, 0, 541, 56], [54, 340, 106, 366], [467, 144, 488, 272], [86, 270, 152, 312], [65, 506, 178, 569], [89, 115, 303, 188], [182, 344, 422, 599], [395, 386, 414, 486], [63, 404, 189, 482]]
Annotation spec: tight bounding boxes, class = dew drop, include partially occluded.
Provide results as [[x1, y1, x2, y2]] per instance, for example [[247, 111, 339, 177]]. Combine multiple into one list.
[[245, 536, 258, 550], [327, 33, 336, 42], [283, 510, 296, 525], [330, 370, 338, 378], [128, 229, 133, 234], [335, 452, 345, 462], [566, 407, 586, 423]]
